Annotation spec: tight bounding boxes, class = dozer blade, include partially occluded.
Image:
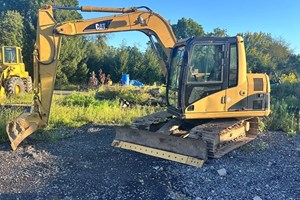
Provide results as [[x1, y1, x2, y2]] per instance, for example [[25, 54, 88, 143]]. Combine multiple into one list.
[[113, 127, 207, 167], [6, 112, 44, 150]]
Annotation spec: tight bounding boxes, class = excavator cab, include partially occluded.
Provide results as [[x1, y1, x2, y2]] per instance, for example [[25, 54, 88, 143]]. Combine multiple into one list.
[[167, 36, 270, 119]]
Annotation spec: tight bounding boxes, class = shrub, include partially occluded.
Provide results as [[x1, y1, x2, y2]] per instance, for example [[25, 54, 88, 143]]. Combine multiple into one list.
[[267, 72, 300, 135], [95, 85, 159, 104], [264, 100, 298, 134]]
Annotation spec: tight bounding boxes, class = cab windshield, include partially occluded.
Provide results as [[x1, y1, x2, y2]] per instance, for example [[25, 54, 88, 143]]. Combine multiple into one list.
[[4, 47, 17, 63], [188, 44, 223, 83]]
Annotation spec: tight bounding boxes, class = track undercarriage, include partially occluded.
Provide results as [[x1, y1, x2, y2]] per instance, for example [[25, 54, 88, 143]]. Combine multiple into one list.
[[113, 111, 259, 167]]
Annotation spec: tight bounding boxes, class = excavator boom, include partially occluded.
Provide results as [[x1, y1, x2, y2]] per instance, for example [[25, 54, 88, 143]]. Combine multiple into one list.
[[6, 4, 177, 150]]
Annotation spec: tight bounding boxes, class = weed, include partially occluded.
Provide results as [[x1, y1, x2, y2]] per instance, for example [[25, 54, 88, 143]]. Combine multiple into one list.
[[0, 108, 23, 142], [264, 101, 298, 134]]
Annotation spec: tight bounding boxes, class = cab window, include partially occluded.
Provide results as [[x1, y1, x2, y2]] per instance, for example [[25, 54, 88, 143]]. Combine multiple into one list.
[[229, 44, 238, 87], [4, 47, 17, 63], [188, 44, 223, 83]]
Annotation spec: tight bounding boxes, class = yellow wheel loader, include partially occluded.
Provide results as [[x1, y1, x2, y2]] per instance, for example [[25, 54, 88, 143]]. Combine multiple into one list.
[[6, 5, 270, 167], [0, 46, 32, 99]]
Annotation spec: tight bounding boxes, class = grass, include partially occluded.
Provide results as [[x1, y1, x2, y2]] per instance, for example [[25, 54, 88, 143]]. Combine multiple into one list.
[[2, 93, 34, 105], [0, 108, 23, 142], [49, 94, 161, 128], [95, 85, 164, 104], [0, 86, 164, 142], [0, 93, 35, 142]]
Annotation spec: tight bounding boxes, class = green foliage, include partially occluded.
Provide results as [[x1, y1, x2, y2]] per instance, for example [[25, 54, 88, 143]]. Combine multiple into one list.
[[56, 36, 88, 85], [271, 73, 300, 106], [96, 85, 153, 104], [0, 0, 47, 76], [53, 0, 88, 85], [0, 0, 88, 85], [0, 108, 23, 142], [171, 17, 205, 40], [0, 90, 162, 140], [266, 73, 300, 134], [243, 32, 274, 73], [206, 28, 228, 37], [48, 92, 161, 128], [0, 11, 24, 47], [86, 35, 108, 75], [0, 0, 46, 20], [138, 48, 163, 85], [86, 41, 164, 85], [2, 93, 34, 104], [264, 101, 298, 134], [286, 54, 300, 74], [61, 93, 102, 107], [242, 32, 295, 78]]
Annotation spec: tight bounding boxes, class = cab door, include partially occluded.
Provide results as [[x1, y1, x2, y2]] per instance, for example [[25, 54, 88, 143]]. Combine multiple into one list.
[[184, 41, 227, 113]]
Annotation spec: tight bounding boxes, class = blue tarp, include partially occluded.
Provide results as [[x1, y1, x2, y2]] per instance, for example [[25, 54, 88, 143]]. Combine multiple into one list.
[[129, 80, 144, 87]]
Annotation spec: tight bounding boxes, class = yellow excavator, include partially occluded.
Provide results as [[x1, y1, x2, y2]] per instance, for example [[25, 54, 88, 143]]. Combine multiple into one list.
[[6, 5, 270, 167], [0, 46, 32, 99]]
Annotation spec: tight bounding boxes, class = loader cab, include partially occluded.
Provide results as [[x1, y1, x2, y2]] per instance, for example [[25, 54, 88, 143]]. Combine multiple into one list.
[[167, 36, 244, 117], [2, 46, 23, 65]]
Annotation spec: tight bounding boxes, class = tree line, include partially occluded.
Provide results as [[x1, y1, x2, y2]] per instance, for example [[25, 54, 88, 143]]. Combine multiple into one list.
[[0, 0, 299, 86]]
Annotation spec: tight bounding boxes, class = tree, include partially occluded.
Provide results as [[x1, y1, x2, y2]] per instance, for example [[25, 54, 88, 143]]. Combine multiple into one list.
[[206, 28, 228, 37], [140, 48, 164, 84], [286, 54, 300, 74], [0, 0, 47, 75], [242, 32, 276, 74], [56, 36, 88, 85], [0, 0, 88, 85], [171, 17, 205, 40], [0, 11, 24, 47], [51, 0, 89, 85], [242, 32, 293, 81], [127, 46, 143, 79], [86, 35, 109, 76]]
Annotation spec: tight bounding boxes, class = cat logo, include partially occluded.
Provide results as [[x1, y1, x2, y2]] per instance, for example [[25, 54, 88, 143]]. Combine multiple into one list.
[[83, 20, 112, 32], [95, 23, 107, 30]]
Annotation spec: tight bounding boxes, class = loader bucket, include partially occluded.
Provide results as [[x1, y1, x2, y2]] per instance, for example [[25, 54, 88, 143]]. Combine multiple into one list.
[[112, 127, 207, 167], [6, 112, 43, 150]]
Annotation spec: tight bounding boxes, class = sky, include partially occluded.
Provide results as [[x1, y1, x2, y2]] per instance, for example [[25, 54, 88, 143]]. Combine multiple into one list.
[[77, 0, 300, 54]]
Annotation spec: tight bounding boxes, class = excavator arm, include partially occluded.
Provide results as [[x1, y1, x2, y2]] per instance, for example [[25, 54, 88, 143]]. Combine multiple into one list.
[[6, 4, 177, 150]]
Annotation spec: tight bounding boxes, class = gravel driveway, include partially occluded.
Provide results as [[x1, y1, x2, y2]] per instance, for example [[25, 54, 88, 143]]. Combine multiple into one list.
[[0, 124, 299, 200]]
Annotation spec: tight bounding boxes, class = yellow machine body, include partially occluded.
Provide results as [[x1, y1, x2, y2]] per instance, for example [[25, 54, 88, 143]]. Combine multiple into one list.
[[6, 5, 270, 167]]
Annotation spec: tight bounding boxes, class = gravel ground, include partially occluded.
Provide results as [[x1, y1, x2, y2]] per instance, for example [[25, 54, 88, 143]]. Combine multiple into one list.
[[0, 124, 299, 200]]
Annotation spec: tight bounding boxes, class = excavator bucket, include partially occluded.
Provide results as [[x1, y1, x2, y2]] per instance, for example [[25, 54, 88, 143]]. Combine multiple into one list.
[[6, 112, 43, 150], [112, 127, 207, 167]]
